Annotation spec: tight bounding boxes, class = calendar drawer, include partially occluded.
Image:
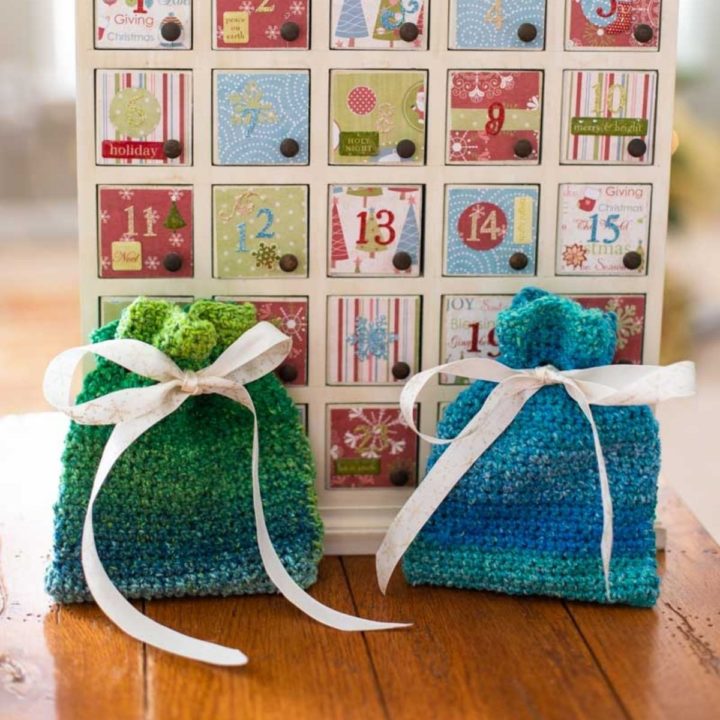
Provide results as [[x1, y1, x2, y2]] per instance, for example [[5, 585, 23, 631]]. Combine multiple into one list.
[[214, 70, 310, 166], [96, 70, 192, 166], [327, 296, 421, 385], [99, 296, 193, 325], [330, 70, 427, 166], [214, 0, 310, 49], [566, 1, 661, 50], [215, 296, 309, 385], [562, 70, 658, 164], [98, 186, 193, 278], [557, 184, 651, 275], [95, 0, 191, 49], [447, 70, 543, 164], [450, 0, 546, 50], [213, 186, 308, 278], [327, 405, 419, 488], [331, 0, 429, 50], [328, 185, 423, 277], [444, 185, 539, 276]]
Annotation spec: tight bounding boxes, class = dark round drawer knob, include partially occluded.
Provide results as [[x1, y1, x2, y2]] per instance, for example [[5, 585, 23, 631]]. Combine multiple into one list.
[[392, 361, 411, 380], [163, 252, 183, 272], [396, 139, 416, 159], [160, 18, 183, 42], [627, 138, 647, 158], [517, 23, 538, 43], [392, 251, 413, 271], [279, 253, 299, 273], [509, 252, 529, 271], [280, 138, 300, 158], [163, 139, 182, 159], [623, 251, 643, 270], [514, 139, 533, 158], [281, 21, 301, 42], [277, 363, 298, 383], [634, 24, 654, 43], [389, 469, 410, 487], [399, 22, 420, 42]]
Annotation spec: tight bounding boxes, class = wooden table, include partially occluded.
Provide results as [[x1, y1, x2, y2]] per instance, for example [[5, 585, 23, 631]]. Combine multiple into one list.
[[1, 414, 719, 720]]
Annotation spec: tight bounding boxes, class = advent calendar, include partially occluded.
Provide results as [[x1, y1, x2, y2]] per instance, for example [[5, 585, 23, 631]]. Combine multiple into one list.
[[76, 0, 678, 552]]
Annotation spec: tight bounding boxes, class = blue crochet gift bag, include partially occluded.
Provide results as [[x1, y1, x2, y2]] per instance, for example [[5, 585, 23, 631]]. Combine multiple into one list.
[[402, 288, 666, 607]]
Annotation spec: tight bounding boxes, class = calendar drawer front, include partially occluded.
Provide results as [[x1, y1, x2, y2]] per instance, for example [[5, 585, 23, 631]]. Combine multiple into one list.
[[214, 71, 310, 166], [330, 70, 427, 166], [447, 70, 543, 164], [214, 0, 310, 49], [216, 296, 309, 385], [327, 405, 419, 488], [331, 0, 429, 50], [328, 185, 423, 277], [96, 70, 192, 166], [327, 296, 421, 385], [562, 70, 658, 164], [95, 0, 191, 49], [450, 0, 546, 50], [98, 186, 193, 278], [557, 184, 651, 275], [213, 186, 308, 278], [440, 295, 511, 384], [99, 296, 193, 325], [566, 1, 661, 50], [444, 185, 539, 276]]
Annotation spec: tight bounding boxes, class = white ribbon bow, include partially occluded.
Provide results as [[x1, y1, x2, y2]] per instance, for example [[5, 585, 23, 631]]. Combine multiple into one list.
[[44, 321, 406, 667], [376, 358, 696, 598]]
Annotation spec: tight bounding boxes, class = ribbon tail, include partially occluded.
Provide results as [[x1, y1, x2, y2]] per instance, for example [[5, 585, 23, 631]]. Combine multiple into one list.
[[82, 401, 248, 667]]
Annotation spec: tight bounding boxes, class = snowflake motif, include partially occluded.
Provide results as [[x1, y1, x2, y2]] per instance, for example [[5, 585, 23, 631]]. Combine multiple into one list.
[[449, 130, 490, 162], [605, 299, 643, 350], [145, 208, 160, 224], [265, 25, 280, 40], [251, 241, 281, 269], [229, 82, 277, 134], [239, 0, 254, 12], [343, 408, 408, 459], [100, 210, 111, 224], [216, 25, 224, 41], [562, 243, 588, 270], [168, 233, 184, 247], [118, 189, 134, 201], [168, 189, 184, 202], [277, 306, 307, 351], [144, 256, 160, 271], [289, 1, 305, 15], [526, 95, 540, 111], [347, 315, 398, 362], [101, 256, 111, 270]]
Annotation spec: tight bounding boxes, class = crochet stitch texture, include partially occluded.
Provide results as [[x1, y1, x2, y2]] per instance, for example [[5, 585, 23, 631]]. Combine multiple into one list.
[[46, 298, 323, 603], [403, 288, 661, 606]]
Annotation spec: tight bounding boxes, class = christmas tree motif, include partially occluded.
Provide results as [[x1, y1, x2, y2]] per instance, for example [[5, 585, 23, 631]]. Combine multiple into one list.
[[373, 0, 402, 46], [356, 208, 391, 261], [396, 198, 419, 270], [330, 197, 350, 268], [335, 0, 369, 48], [163, 200, 187, 230], [415, 2, 425, 39], [347, 186, 383, 208]]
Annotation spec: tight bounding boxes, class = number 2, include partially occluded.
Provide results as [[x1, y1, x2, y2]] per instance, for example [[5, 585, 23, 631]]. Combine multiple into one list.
[[256, 0, 276, 12]]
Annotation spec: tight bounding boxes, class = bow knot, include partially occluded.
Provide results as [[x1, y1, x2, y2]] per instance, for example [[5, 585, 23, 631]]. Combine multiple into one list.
[[531, 365, 564, 386], [180, 370, 202, 396]]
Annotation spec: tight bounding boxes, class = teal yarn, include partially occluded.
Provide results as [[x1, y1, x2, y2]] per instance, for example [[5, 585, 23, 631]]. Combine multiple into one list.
[[46, 298, 323, 604], [403, 288, 661, 607]]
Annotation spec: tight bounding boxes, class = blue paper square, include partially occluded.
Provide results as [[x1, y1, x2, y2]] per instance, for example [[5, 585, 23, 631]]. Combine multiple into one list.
[[451, 0, 546, 50], [215, 71, 310, 166]]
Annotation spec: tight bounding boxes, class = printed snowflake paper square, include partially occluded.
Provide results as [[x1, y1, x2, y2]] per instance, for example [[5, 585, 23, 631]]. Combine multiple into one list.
[[214, 71, 310, 166], [557, 184, 652, 275], [213, 186, 308, 278], [328, 185, 423, 277], [214, 0, 309, 50], [444, 185, 539, 276], [331, 0, 428, 50], [566, 0, 661, 50], [447, 70, 543, 164], [327, 405, 419, 488], [327, 296, 421, 385]]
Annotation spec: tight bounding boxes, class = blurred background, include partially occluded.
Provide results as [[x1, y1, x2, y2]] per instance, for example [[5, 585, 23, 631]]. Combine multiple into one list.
[[0, 2, 718, 536]]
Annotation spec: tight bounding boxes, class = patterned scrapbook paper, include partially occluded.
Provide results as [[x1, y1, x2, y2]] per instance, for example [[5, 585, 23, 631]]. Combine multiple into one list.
[[213, 186, 308, 278], [99, 296, 193, 325], [444, 185, 539, 276], [98, 186, 193, 279], [562, 70, 658, 164], [567, 0, 661, 49], [95, 0, 192, 50], [214, 0, 309, 50], [557, 184, 652, 275], [327, 296, 421, 385], [215, 71, 309, 165], [330, 70, 427, 165], [328, 185, 423, 277], [450, 0, 546, 50], [447, 71, 542, 164], [331, 0, 428, 50], [327, 405, 419, 488], [96, 70, 192, 166]]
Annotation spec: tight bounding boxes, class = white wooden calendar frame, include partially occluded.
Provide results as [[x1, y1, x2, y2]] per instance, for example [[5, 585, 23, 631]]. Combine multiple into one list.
[[75, 0, 680, 554]]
